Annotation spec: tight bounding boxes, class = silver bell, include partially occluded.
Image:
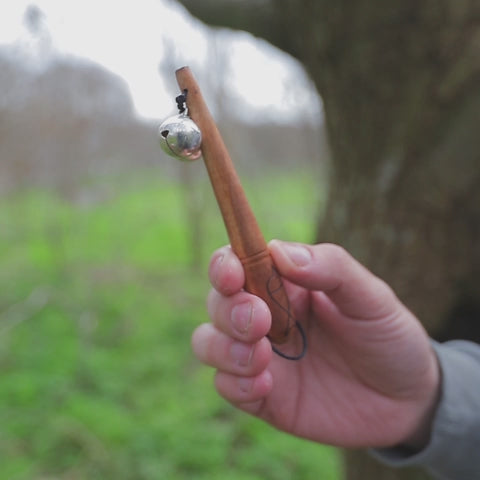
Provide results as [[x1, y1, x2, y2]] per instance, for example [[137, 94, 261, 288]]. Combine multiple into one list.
[[158, 113, 202, 161]]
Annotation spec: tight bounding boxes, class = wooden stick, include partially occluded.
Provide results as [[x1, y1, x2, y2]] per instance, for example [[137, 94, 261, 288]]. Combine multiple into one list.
[[176, 66, 294, 344]]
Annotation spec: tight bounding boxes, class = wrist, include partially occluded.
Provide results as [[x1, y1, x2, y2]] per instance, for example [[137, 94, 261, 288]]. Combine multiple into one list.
[[401, 350, 442, 452]]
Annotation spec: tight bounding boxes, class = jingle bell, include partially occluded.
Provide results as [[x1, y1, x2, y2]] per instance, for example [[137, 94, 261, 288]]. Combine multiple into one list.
[[158, 113, 202, 161]]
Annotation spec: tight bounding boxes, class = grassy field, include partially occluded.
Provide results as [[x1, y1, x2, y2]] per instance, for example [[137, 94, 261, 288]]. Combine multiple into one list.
[[0, 170, 341, 479]]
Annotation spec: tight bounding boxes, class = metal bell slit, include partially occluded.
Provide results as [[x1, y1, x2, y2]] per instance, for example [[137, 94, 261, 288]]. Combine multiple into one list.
[[158, 113, 202, 161]]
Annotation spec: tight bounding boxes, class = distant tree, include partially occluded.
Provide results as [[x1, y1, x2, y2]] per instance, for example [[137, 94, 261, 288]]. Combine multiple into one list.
[[0, 48, 162, 194], [176, 1, 480, 479], [23, 4, 46, 36], [22, 4, 53, 59]]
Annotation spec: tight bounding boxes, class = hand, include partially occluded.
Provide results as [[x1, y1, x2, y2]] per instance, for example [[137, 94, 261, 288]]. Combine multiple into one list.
[[191, 241, 440, 449]]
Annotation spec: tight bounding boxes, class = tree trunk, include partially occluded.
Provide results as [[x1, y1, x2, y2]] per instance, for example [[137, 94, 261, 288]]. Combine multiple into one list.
[[178, 1, 480, 478], [298, 1, 480, 334]]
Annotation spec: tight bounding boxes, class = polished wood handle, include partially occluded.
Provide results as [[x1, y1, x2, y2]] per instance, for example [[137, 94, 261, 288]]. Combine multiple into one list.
[[175, 66, 294, 344], [241, 250, 294, 343]]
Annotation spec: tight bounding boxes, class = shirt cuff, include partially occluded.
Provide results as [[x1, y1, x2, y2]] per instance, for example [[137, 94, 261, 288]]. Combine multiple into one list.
[[370, 340, 480, 480]]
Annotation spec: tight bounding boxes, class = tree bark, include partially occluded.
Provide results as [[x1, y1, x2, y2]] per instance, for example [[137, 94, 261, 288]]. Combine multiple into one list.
[[177, 1, 480, 478]]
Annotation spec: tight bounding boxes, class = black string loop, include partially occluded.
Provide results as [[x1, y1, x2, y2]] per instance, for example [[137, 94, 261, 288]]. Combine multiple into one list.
[[265, 267, 307, 361], [271, 321, 307, 361]]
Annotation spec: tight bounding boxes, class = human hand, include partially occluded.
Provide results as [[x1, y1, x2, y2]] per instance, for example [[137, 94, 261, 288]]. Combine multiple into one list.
[[191, 241, 440, 449]]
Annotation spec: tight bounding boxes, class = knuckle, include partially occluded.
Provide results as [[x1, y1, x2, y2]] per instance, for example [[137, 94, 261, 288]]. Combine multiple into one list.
[[322, 243, 349, 263]]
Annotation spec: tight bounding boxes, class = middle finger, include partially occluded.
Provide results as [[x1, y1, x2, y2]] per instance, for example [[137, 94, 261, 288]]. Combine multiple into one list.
[[207, 289, 272, 343]]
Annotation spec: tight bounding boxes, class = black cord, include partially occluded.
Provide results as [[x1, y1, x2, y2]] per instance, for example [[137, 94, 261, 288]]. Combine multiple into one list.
[[175, 89, 188, 113], [271, 321, 307, 361]]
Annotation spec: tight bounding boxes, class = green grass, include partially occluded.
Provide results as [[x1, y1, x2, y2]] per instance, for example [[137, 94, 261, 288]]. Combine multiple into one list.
[[0, 171, 340, 479]]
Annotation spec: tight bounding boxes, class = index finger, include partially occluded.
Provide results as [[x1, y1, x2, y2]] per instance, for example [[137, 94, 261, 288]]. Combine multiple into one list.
[[209, 245, 245, 296]]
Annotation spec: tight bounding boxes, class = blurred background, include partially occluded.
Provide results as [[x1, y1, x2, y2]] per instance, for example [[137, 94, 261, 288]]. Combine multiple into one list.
[[3, 1, 480, 479], [0, 1, 337, 479]]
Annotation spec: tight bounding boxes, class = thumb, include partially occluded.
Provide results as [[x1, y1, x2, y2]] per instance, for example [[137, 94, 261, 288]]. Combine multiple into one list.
[[268, 240, 398, 320]]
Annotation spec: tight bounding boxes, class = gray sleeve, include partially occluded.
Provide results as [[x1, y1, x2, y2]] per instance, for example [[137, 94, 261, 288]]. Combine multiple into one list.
[[370, 340, 480, 480]]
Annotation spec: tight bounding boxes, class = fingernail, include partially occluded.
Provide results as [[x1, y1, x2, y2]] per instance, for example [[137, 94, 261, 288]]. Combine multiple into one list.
[[237, 377, 252, 393], [211, 254, 224, 284], [230, 342, 254, 367], [280, 243, 312, 267], [231, 302, 253, 335]]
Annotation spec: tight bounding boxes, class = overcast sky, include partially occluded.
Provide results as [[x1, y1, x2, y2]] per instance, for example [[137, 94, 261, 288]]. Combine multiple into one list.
[[0, 0, 322, 124]]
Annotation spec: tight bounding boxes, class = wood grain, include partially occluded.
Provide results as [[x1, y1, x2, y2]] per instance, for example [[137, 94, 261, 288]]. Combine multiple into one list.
[[175, 66, 294, 344]]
